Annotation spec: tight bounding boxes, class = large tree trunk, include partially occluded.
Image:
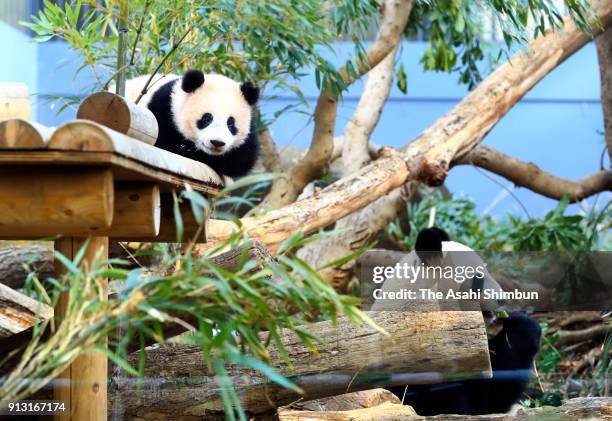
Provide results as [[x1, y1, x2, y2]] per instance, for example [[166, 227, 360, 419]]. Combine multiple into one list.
[[596, 28, 612, 163], [206, 0, 612, 252], [110, 311, 489, 418]]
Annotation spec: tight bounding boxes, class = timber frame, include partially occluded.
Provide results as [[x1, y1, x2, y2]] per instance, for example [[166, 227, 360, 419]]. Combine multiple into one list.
[[0, 118, 223, 420]]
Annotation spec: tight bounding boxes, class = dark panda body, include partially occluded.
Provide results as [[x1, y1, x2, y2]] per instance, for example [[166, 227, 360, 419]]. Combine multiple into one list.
[[146, 76, 259, 178], [388, 311, 541, 415], [387, 227, 542, 415]]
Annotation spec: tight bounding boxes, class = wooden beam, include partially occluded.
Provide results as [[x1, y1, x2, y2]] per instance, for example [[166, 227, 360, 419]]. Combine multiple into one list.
[[47, 120, 223, 187], [0, 282, 53, 338], [54, 237, 108, 421], [77, 92, 158, 145], [0, 83, 30, 120], [0, 151, 221, 194], [111, 311, 490, 417], [0, 167, 114, 237], [111, 183, 160, 238], [0, 119, 53, 149]]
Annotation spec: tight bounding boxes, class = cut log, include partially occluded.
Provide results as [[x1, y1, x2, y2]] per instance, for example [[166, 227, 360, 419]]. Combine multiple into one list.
[[0, 83, 30, 120], [278, 402, 416, 420], [47, 120, 223, 188], [0, 167, 114, 236], [0, 243, 54, 289], [111, 183, 161, 238], [77, 92, 158, 145], [0, 282, 53, 338], [284, 388, 401, 412], [0, 119, 54, 149], [111, 311, 490, 418]]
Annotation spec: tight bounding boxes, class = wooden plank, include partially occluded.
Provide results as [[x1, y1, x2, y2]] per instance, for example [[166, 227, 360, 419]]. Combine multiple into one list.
[[0, 119, 54, 148], [112, 311, 491, 417], [77, 92, 158, 145], [0, 83, 30, 120], [0, 151, 221, 194], [0, 167, 114, 237], [48, 120, 222, 187], [0, 282, 53, 338], [54, 237, 108, 421], [278, 402, 417, 420]]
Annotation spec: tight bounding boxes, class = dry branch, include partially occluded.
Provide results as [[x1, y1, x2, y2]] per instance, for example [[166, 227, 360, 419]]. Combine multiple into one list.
[[204, 0, 612, 251], [558, 323, 611, 346], [111, 311, 489, 418], [261, 0, 414, 208], [457, 145, 612, 202]]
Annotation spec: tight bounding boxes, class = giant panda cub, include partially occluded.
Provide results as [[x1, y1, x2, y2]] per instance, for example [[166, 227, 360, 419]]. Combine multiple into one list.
[[125, 70, 259, 178], [387, 227, 542, 415]]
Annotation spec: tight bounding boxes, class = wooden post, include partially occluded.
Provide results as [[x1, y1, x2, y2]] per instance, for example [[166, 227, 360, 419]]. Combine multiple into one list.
[[54, 237, 108, 421]]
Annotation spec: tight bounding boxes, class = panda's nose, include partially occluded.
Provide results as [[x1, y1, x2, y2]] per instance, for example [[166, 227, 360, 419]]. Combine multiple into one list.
[[210, 140, 225, 147]]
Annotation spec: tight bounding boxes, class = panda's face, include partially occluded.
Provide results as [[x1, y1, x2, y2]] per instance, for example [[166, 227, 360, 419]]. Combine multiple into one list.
[[171, 72, 258, 156]]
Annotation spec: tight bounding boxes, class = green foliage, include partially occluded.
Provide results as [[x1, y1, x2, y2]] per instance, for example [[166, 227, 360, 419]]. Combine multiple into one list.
[[388, 191, 610, 252], [1, 181, 374, 420], [22, 0, 379, 115], [405, 0, 598, 88]]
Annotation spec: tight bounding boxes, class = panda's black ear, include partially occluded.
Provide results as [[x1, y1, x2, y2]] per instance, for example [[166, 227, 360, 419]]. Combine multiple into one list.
[[182, 70, 205, 93], [240, 82, 259, 106], [415, 228, 444, 253]]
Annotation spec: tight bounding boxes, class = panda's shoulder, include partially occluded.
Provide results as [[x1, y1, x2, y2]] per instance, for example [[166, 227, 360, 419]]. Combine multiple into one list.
[[441, 241, 473, 252]]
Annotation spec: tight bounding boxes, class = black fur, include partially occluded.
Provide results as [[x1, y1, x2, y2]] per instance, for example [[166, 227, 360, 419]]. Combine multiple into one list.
[[240, 82, 259, 106], [147, 78, 259, 178], [415, 227, 449, 265], [182, 69, 205, 93], [388, 312, 541, 415]]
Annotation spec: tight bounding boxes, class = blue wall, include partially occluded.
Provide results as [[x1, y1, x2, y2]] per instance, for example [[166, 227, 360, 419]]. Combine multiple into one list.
[[1, 24, 608, 217]]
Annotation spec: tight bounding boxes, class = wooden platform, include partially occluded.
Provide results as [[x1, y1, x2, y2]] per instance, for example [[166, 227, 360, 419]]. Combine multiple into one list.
[[0, 119, 223, 193], [0, 119, 222, 241]]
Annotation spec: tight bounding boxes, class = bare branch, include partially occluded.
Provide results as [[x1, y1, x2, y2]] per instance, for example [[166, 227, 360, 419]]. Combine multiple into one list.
[[342, 46, 398, 174], [456, 145, 612, 202], [261, 0, 414, 208]]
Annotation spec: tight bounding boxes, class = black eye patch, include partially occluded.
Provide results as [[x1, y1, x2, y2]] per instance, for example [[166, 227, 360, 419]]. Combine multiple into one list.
[[227, 116, 238, 135], [197, 113, 213, 129]]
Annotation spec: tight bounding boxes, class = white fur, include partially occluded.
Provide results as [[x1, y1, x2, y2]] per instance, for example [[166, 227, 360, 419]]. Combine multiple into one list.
[[124, 73, 252, 156]]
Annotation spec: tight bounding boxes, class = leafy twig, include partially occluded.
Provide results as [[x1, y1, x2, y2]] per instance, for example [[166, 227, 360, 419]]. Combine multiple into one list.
[[135, 19, 202, 104]]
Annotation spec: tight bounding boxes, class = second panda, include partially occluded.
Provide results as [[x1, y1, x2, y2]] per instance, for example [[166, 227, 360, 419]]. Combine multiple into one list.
[[125, 70, 260, 178]]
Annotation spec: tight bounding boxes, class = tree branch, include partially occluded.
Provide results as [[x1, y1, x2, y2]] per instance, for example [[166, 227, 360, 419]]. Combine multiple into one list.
[[297, 44, 402, 289], [456, 145, 612, 202], [259, 127, 281, 172], [596, 28, 612, 164], [342, 46, 398, 175], [261, 0, 414, 208], [204, 0, 612, 252]]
